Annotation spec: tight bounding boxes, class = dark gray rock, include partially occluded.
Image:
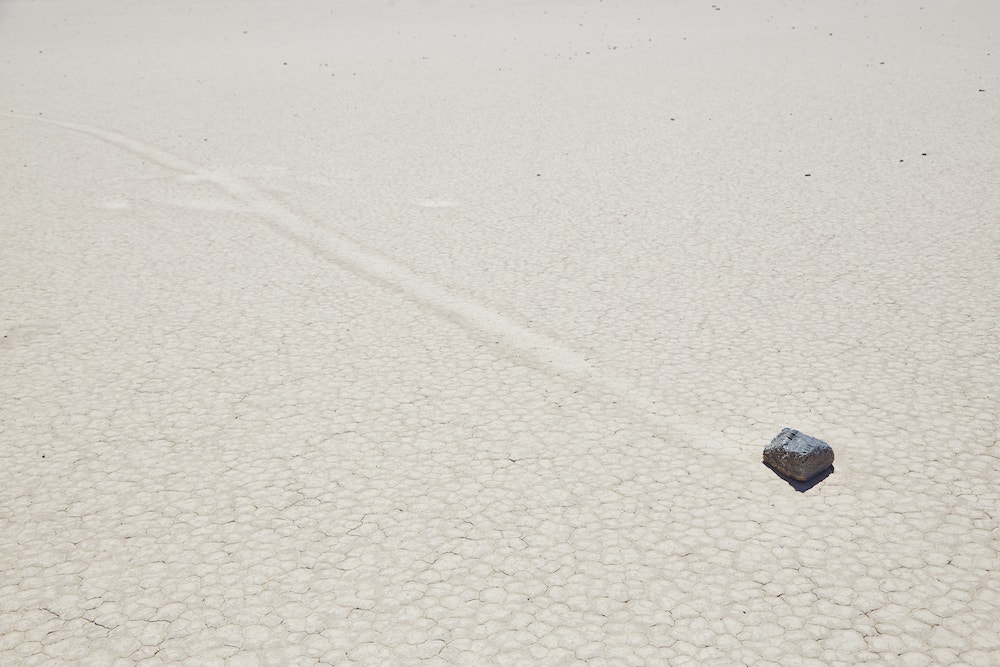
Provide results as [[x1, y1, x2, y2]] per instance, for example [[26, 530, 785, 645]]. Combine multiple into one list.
[[763, 428, 834, 481]]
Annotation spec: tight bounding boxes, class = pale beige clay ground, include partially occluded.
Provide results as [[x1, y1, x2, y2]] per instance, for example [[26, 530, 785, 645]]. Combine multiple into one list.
[[1, 1, 998, 665]]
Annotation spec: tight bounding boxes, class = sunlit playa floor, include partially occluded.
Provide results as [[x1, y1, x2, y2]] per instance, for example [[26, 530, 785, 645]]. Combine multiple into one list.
[[1, 1, 998, 664]]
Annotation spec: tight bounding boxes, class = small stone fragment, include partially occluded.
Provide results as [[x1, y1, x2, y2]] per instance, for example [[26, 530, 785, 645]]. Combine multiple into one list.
[[763, 428, 834, 481]]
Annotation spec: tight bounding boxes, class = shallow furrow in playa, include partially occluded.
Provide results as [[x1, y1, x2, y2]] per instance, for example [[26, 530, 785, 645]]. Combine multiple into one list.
[[5, 112, 710, 445]]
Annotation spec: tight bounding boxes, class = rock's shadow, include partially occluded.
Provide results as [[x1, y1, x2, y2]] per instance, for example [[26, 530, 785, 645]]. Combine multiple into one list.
[[765, 463, 834, 492]]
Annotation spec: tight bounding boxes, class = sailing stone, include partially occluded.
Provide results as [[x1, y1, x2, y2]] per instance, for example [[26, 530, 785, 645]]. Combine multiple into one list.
[[763, 428, 834, 481]]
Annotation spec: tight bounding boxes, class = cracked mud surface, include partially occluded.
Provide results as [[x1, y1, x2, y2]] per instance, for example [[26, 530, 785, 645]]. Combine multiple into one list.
[[2, 0, 998, 664]]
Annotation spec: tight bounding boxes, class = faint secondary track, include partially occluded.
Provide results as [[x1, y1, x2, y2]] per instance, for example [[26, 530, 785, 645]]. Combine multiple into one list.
[[4, 113, 719, 449]]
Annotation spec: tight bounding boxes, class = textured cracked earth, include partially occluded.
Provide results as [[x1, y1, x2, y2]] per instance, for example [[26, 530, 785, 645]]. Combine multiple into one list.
[[2, 0, 998, 665]]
